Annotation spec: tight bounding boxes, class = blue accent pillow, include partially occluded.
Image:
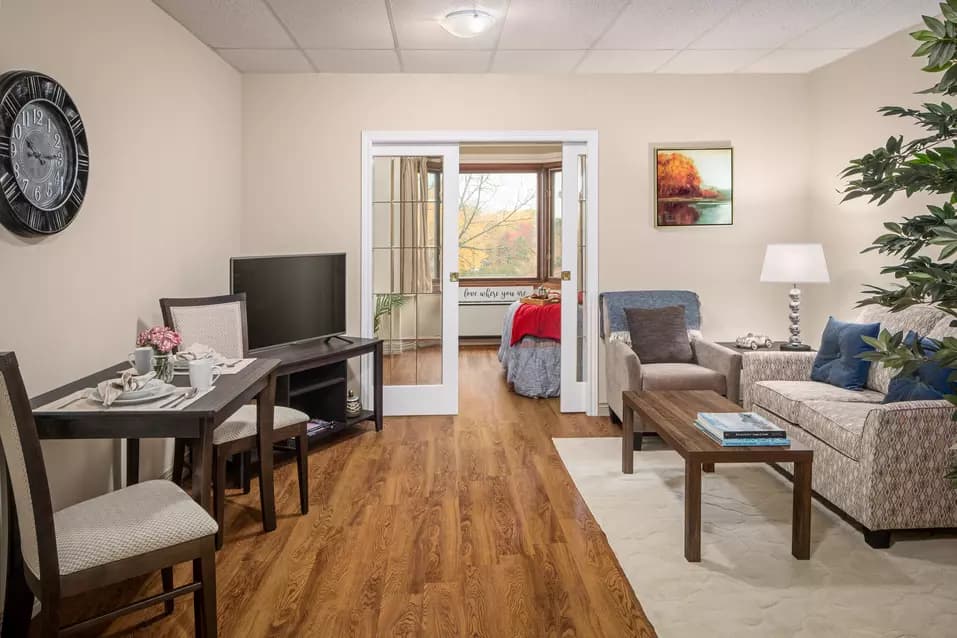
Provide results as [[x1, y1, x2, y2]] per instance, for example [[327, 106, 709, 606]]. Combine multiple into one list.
[[810, 317, 880, 390], [883, 332, 953, 403]]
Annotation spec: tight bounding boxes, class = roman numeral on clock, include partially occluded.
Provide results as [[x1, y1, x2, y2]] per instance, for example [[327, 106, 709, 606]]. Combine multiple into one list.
[[1, 96, 21, 124], [1, 173, 20, 202], [50, 83, 65, 107], [26, 207, 44, 232], [68, 113, 84, 136], [68, 187, 83, 210], [49, 207, 67, 229], [26, 75, 42, 98], [77, 150, 90, 172], [0, 136, 9, 158]]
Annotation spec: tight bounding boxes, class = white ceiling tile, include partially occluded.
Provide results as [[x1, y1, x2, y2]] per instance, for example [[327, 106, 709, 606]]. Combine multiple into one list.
[[266, 0, 394, 48], [690, 0, 857, 49], [741, 48, 854, 73], [216, 48, 314, 73], [597, 0, 741, 50], [491, 50, 586, 73], [498, 0, 630, 49], [306, 49, 401, 73], [658, 49, 770, 73], [401, 50, 492, 73], [576, 50, 676, 73], [153, 0, 295, 48], [788, 0, 941, 49], [401, 50, 493, 73], [391, 0, 509, 50]]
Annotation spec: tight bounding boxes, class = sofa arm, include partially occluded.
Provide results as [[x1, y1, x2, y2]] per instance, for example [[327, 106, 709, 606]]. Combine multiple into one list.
[[692, 339, 742, 402], [860, 400, 957, 529], [741, 350, 816, 409], [605, 340, 642, 419]]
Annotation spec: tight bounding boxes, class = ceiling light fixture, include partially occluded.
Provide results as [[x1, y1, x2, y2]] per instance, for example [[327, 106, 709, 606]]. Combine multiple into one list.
[[441, 7, 495, 38]]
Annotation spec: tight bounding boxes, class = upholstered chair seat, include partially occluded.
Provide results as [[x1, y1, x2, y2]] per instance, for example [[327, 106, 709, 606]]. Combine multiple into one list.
[[214, 405, 310, 446], [52, 480, 218, 576]]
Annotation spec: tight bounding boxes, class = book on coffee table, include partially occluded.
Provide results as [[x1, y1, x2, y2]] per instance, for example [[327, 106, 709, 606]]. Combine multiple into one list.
[[696, 411, 787, 441], [694, 421, 790, 446]]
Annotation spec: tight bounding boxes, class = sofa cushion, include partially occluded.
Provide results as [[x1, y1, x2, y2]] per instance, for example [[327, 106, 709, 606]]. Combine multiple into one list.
[[625, 306, 694, 364], [750, 380, 884, 423], [810, 316, 879, 390], [884, 332, 953, 403], [641, 363, 726, 394], [796, 400, 883, 460], [855, 304, 948, 393]]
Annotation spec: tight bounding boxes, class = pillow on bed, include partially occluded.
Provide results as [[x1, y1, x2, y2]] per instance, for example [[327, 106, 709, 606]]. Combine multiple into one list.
[[624, 305, 694, 364]]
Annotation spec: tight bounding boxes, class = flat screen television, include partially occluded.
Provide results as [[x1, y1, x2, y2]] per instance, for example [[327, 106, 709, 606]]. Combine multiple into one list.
[[230, 253, 346, 350]]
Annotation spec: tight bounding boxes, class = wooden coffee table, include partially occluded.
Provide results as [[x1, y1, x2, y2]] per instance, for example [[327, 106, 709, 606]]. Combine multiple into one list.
[[621, 390, 813, 562]]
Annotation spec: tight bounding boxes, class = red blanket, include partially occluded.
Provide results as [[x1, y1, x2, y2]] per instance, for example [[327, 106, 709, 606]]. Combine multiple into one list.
[[511, 302, 561, 345]]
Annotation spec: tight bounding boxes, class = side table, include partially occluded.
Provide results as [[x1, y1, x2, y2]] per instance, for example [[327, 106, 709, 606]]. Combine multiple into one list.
[[716, 341, 816, 404]]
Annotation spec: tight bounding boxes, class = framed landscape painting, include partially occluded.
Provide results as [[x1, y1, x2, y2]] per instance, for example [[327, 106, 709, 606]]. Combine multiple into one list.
[[654, 147, 733, 227]]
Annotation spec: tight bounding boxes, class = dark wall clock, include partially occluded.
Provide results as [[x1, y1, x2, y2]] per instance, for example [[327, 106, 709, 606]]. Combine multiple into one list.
[[0, 71, 89, 236]]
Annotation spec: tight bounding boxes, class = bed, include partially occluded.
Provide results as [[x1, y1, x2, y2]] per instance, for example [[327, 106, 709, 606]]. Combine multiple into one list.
[[497, 300, 562, 398]]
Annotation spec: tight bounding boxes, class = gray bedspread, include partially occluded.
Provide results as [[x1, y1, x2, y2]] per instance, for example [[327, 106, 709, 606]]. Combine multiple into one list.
[[497, 301, 561, 398]]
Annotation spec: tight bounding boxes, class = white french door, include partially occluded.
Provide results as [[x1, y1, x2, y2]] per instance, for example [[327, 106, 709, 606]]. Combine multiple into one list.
[[560, 143, 589, 413], [367, 144, 459, 415]]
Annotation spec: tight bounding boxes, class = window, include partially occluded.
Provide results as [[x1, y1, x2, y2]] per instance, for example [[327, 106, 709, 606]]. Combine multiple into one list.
[[458, 164, 561, 283]]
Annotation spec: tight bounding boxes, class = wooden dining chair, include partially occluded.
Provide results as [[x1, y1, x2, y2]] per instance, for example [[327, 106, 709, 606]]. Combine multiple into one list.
[[160, 293, 309, 548], [0, 351, 218, 637]]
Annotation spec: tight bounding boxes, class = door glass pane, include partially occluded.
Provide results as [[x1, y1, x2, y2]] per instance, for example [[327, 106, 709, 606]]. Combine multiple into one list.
[[577, 154, 587, 383], [550, 169, 562, 278], [373, 156, 444, 386]]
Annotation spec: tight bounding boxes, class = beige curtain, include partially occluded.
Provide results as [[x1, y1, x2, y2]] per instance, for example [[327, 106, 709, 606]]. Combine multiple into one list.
[[399, 157, 435, 294]]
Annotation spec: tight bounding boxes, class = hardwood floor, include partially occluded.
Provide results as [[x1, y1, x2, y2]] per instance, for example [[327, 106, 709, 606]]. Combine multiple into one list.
[[61, 347, 656, 637]]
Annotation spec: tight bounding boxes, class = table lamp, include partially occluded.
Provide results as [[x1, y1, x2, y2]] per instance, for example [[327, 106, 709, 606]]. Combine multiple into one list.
[[760, 243, 830, 351]]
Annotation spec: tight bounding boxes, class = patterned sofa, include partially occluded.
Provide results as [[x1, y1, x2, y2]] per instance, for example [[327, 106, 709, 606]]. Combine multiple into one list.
[[601, 290, 742, 424], [742, 305, 957, 547]]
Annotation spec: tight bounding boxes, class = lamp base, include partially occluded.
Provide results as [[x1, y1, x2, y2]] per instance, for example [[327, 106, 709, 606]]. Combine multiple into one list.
[[780, 342, 812, 352]]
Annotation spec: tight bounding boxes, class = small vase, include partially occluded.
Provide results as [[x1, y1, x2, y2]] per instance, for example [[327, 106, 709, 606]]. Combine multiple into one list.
[[153, 354, 175, 383], [345, 390, 362, 418]]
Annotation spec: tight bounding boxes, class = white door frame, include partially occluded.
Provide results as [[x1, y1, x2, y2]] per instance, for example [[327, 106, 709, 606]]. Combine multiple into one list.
[[361, 130, 600, 416]]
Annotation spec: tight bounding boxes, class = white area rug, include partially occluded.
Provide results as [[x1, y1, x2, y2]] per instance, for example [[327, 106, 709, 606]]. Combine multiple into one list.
[[554, 437, 957, 638]]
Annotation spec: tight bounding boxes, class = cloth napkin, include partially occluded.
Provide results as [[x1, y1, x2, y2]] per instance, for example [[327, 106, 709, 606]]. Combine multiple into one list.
[[175, 343, 227, 366], [95, 371, 156, 407]]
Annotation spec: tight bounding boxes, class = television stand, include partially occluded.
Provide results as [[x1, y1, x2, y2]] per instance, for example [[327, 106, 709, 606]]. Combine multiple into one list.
[[249, 336, 383, 437], [324, 334, 354, 345]]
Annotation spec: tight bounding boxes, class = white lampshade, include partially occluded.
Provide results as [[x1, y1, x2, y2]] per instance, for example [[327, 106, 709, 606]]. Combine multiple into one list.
[[440, 9, 495, 38], [760, 243, 830, 284]]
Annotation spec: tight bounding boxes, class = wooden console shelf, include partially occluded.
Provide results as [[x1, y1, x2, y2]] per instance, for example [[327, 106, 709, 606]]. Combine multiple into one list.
[[249, 336, 383, 442]]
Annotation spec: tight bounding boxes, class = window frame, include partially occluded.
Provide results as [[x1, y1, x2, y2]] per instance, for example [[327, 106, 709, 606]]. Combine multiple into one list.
[[458, 162, 562, 287]]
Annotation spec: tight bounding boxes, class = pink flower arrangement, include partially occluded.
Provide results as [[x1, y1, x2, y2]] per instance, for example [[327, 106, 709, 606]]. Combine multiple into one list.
[[136, 326, 182, 354]]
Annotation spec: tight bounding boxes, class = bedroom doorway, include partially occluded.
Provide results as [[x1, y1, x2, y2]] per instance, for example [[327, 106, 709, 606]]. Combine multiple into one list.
[[361, 131, 599, 417]]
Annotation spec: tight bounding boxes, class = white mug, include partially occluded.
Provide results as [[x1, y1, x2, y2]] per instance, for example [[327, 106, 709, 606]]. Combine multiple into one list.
[[128, 347, 154, 375], [188, 359, 221, 391]]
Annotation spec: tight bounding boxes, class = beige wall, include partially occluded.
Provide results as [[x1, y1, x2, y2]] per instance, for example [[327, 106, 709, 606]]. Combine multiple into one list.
[[806, 29, 930, 340], [242, 73, 813, 404], [0, 0, 242, 508]]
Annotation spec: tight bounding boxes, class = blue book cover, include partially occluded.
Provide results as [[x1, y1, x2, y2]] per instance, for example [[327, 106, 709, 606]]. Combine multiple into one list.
[[697, 412, 785, 439], [695, 421, 789, 447]]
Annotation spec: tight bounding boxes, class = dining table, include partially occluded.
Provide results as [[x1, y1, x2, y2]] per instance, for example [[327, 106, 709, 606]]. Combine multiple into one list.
[[28, 356, 281, 523], [1, 356, 282, 635]]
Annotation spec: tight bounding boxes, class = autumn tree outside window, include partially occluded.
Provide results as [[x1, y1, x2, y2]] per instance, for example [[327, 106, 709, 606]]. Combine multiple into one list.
[[457, 163, 561, 285]]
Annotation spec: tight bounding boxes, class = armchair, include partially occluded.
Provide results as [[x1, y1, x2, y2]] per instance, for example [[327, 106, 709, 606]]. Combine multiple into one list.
[[600, 291, 742, 425]]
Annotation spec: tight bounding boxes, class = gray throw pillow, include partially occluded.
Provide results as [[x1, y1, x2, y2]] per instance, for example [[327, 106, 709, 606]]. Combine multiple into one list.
[[624, 305, 694, 364]]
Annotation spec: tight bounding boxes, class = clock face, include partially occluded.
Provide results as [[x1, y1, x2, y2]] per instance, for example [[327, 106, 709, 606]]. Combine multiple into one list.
[[10, 100, 76, 211], [0, 71, 89, 236]]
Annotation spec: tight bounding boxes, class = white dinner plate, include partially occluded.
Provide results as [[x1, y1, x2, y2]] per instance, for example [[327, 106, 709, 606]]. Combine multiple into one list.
[[87, 383, 178, 406]]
